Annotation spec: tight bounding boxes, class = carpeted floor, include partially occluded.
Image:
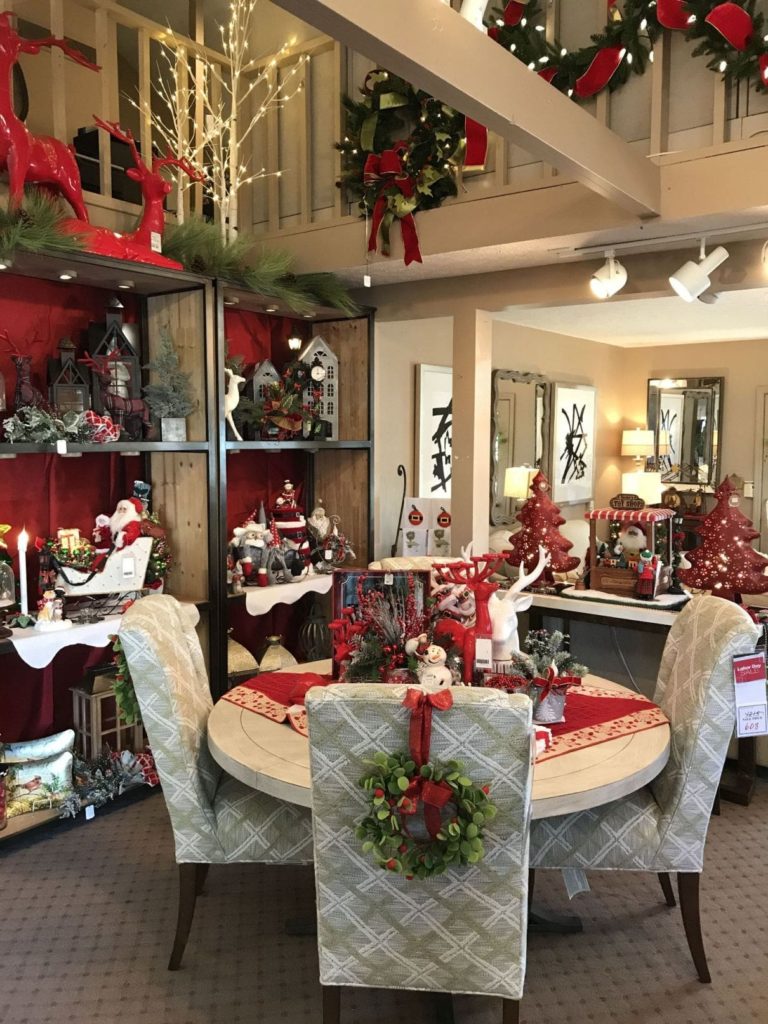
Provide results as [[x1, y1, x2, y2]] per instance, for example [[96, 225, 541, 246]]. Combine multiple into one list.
[[2, 781, 767, 1024]]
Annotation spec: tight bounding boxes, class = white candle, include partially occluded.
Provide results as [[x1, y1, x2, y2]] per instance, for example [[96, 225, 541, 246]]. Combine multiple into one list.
[[18, 528, 28, 616]]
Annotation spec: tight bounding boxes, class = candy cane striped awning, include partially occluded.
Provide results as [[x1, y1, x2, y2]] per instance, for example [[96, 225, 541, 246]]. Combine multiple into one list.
[[585, 507, 676, 523]]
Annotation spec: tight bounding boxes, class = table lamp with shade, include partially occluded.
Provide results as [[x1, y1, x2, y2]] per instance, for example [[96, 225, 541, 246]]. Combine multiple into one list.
[[621, 428, 655, 469], [504, 465, 535, 506]]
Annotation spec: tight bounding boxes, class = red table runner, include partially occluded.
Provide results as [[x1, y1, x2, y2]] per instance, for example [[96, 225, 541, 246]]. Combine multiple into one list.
[[221, 676, 668, 758]]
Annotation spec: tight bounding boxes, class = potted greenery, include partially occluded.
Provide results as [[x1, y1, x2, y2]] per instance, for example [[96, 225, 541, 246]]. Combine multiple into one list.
[[142, 328, 197, 441]]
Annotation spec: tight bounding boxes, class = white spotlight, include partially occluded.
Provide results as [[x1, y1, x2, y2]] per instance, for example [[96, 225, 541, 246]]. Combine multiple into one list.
[[669, 243, 729, 302], [590, 252, 627, 299]]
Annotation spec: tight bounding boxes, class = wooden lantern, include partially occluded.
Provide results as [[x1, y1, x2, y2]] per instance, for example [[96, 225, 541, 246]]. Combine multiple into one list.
[[71, 672, 145, 759], [48, 337, 91, 414]]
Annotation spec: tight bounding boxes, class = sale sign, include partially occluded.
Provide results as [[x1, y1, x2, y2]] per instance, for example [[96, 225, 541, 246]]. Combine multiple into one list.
[[732, 652, 768, 738]]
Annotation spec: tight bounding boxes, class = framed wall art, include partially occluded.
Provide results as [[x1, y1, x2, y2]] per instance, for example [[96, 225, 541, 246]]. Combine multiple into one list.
[[415, 363, 452, 498], [550, 383, 596, 505]]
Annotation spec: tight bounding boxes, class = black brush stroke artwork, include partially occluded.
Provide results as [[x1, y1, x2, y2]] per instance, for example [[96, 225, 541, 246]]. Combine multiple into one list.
[[430, 398, 452, 493], [559, 402, 588, 485]]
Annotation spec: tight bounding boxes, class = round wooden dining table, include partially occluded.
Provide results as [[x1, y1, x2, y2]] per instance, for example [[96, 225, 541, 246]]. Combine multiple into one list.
[[207, 662, 670, 821]]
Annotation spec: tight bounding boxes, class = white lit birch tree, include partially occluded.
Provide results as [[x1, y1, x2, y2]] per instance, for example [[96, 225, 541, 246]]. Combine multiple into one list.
[[127, 0, 308, 240]]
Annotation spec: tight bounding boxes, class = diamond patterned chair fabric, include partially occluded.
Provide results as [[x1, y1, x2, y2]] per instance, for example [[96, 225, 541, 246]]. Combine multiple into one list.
[[119, 595, 313, 866], [530, 595, 760, 872], [305, 684, 534, 1002]]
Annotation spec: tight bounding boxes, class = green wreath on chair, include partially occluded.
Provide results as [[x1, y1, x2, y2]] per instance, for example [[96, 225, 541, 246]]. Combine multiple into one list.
[[356, 751, 497, 880]]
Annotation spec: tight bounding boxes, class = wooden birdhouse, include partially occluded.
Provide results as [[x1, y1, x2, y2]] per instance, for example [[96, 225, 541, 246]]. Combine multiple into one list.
[[298, 336, 339, 441], [251, 358, 280, 402], [48, 337, 90, 414]]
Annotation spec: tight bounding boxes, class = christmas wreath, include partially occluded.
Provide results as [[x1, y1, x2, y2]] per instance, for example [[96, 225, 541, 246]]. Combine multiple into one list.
[[355, 688, 497, 879], [337, 69, 466, 265], [357, 750, 496, 879]]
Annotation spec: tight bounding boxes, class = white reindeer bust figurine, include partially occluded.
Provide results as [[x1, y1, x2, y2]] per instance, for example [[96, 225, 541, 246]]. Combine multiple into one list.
[[224, 367, 246, 442], [488, 546, 550, 672]]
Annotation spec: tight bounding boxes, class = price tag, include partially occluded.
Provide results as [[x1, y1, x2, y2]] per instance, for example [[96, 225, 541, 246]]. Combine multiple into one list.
[[150, 230, 162, 253], [474, 637, 493, 671], [121, 556, 136, 580], [324, 549, 333, 561], [384, 572, 393, 586], [733, 652, 768, 737], [363, 273, 372, 288], [85, 805, 95, 821], [737, 704, 767, 736], [56, 439, 67, 454]]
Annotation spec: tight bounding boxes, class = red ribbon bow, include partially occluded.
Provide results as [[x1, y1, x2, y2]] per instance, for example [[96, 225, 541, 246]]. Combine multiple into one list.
[[400, 775, 453, 839], [400, 687, 455, 837], [529, 667, 582, 701], [402, 687, 453, 767], [363, 146, 423, 266]]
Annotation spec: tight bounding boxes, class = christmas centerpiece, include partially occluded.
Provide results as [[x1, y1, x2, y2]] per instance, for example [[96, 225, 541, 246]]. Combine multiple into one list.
[[678, 476, 768, 602], [485, 629, 587, 724]]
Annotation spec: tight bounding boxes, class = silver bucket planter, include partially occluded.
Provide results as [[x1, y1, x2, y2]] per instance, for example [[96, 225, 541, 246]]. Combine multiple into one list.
[[161, 417, 187, 442]]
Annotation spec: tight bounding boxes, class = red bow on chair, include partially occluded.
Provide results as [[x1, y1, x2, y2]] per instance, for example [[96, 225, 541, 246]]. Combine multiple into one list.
[[400, 687, 454, 837], [402, 687, 453, 766], [363, 146, 423, 266]]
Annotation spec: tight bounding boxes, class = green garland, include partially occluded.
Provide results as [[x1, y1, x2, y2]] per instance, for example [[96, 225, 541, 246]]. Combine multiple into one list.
[[0, 188, 85, 261], [356, 751, 497, 879], [111, 635, 141, 726], [163, 219, 360, 316], [486, 1, 660, 96], [337, 69, 465, 248]]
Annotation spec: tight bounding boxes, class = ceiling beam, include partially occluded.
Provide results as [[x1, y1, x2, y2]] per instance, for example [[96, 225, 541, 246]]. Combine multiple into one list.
[[270, 0, 661, 218]]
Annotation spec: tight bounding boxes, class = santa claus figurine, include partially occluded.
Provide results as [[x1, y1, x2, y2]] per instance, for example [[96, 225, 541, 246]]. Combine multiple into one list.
[[95, 497, 144, 551]]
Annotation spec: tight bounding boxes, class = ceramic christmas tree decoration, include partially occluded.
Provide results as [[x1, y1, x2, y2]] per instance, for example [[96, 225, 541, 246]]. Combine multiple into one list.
[[505, 470, 579, 586], [678, 476, 768, 602]]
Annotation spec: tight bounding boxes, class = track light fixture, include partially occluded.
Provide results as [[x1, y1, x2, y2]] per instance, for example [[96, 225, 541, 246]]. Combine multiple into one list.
[[669, 240, 729, 303], [590, 251, 627, 299]]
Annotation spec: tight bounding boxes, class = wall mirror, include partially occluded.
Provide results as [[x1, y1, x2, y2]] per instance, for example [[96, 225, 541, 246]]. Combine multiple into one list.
[[647, 377, 723, 489], [490, 370, 548, 525]]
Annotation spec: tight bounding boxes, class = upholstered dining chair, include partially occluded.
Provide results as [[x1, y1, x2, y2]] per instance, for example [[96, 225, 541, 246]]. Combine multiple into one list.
[[119, 595, 313, 970], [530, 594, 760, 983], [305, 684, 534, 1024]]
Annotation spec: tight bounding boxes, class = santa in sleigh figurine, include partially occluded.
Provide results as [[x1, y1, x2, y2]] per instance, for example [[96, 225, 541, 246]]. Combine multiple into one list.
[[54, 497, 162, 597]]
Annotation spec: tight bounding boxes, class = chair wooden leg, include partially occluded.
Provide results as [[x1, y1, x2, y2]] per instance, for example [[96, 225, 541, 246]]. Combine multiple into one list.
[[321, 985, 341, 1024], [677, 872, 711, 984], [168, 864, 202, 971], [502, 999, 520, 1024], [195, 863, 209, 897], [658, 871, 676, 907], [432, 992, 455, 1024]]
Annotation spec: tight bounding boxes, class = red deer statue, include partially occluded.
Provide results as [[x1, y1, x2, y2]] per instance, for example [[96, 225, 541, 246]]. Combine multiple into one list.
[[79, 351, 150, 438], [62, 118, 205, 270], [0, 12, 99, 219], [0, 330, 45, 409]]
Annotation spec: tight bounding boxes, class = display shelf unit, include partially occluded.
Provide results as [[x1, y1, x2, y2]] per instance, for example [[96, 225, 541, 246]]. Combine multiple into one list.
[[0, 250, 221, 746], [214, 281, 374, 694]]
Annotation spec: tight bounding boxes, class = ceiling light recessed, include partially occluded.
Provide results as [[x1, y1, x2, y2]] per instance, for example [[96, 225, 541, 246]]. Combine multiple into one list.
[[223, 295, 239, 307], [0, 257, 12, 270], [58, 270, 77, 281], [302, 313, 315, 320], [265, 305, 279, 314], [669, 243, 729, 302], [589, 252, 627, 299], [117, 279, 134, 290]]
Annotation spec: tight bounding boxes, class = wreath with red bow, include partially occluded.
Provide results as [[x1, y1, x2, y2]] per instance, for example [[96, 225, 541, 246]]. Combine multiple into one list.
[[355, 688, 497, 879]]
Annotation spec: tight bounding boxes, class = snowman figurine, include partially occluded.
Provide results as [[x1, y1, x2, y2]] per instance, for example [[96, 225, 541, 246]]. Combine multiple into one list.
[[404, 633, 457, 690]]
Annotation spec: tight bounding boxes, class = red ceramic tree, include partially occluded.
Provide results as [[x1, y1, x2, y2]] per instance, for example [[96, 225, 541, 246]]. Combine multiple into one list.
[[678, 477, 768, 602], [505, 471, 579, 586]]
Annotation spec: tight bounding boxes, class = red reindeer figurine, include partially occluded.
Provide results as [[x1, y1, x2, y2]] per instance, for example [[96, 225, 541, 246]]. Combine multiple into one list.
[[0, 330, 45, 409], [62, 118, 205, 269], [0, 13, 99, 219], [79, 351, 150, 438]]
